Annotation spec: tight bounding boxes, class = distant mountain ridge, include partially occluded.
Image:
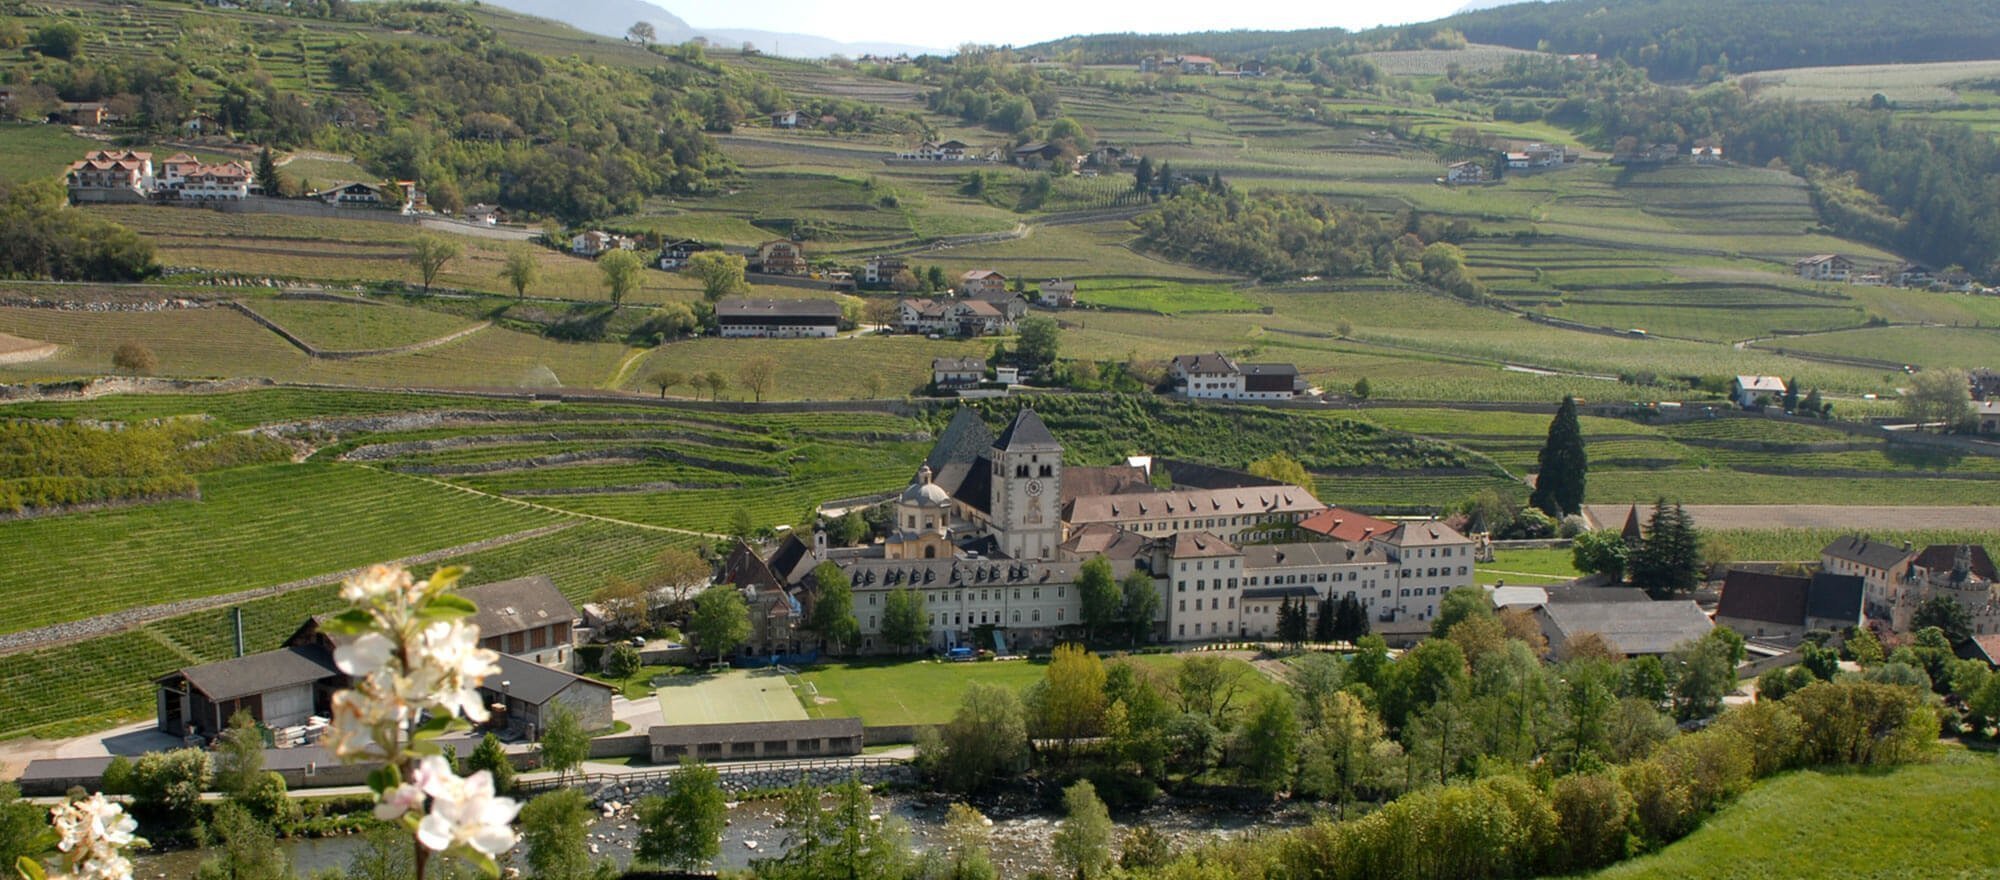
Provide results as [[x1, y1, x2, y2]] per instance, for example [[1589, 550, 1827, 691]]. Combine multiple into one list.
[[473, 0, 941, 58]]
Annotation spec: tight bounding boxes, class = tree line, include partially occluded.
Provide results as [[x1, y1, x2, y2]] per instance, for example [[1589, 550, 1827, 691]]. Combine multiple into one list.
[[0, 180, 154, 282]]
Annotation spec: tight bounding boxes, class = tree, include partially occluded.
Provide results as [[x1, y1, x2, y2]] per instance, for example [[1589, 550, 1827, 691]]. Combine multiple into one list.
[[1900, 367, 1973, 431], [594, 575, 651, 635], [1134, 155, 1154, 193], [1351, 377, 1371, 400], [1913, 595, 1974, 645], [1234, 692, 1300, 793], [809, 562, 860, 653], [1051, 780, 1114, 880], [1630, 500, 1703, 596], [1332, 595, 1369, 642], [111, 341, 156, 377], [539, 704, 590, 783], [1033, 643, 1107, 754], [465, 732, 515, 794], [1119, 569, 1159, 645], [687, 251, 748, 302], [647, 368, 686, 399], [1016, 315, 1061, 369], [211, 710, 266, 803], [603, 642, 642, 678], [1530, 395, 1588, 517], [926, 265, 949, 292], [651, 546, 712, 608], [1669, 627, 1745, 721], [739, 355, 779, 402], [637, 760, 725, 871], [1247, 452, 1316, 497], [1431, 586, 1493, 638], [598, 248, 645, 305], [500, 245, 539, 299], [941, 803, 998, 880], [1175, 654, 1246, 724], [627, 21, 657, 44], [193, 803, 286, 880], [1572, 529, 1631, 581], [1314, 598, 1337, 643], [702, 370, 728, 400], [920, 683, 1028, 793], [1076, 556, 1121, 642], [689, 586, 751, 662], [254, 148, 281, 197], [881, 586, 927, 654], [409, 234, 462, 295], [129, 748, 208, 831], [1846, 625, 1885, 665], [32, 22, 84, 60], [519, 788, 596, 880], [1277, 596, 1309, 646], [1, 783, 49, 877]]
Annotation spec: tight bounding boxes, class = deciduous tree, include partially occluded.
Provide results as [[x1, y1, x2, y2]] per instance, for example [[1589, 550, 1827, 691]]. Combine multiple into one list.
[[647, 368, 686, 398], [111, 342, 156, 377], [1076, 556, 1121, 642], [538, 704, 589, 784], [500, 245, 539, 299], [519, 788, 595, 880], [637, 760, 725, 871], [687, 251, 748, 302], [689, 586, 751, 662], [1248, 451, 1315, 497], [919, 683, 1028, 793], [1051, 780, 1113, 880], [1119, 569, 1159, 645], [598, 248, 645, 305], [881, 587, 927, 654], [738, 355, 779, 402], [808, 562, 859, 653], [409, 234, 461, 295]]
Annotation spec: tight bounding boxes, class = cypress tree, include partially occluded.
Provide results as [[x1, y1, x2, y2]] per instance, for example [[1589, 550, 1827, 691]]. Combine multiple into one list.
[[1782, 377, 1801, 413], [1530, 395, 1588, 518], [1313, 597, 1336, 643], [1631, 499, 1702, 596], [255, 147, 281, 197]]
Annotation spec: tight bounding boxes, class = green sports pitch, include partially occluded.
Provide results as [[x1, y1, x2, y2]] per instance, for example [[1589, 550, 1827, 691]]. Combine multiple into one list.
[[654, 668, 810, 726]]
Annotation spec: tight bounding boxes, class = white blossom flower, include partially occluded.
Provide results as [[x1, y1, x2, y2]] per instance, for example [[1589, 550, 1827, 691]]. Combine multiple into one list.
[[414, 620, 500, 722], [341, 564, 416, 604], [334, 631, 397, 677], [48, 794, 141, 880], [412, 757, 519, 858], [374, 781, 424, 821]]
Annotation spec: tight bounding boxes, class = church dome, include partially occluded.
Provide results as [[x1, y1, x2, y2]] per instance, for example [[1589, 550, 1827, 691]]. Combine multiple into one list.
[[901, 465, 950, 506]]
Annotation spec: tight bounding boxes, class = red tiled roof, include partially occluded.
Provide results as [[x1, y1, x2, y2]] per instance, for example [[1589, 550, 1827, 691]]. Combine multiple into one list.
[[1295, 507, 1395, 542]]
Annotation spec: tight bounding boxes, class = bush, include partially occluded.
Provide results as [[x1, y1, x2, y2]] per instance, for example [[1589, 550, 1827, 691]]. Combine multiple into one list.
[[602, 642, 642, 678], [1550, 772, 1633, 873], [241, 771, 296, 824], [130, 748, 209, 831], [1786, 680, 1938, 767]]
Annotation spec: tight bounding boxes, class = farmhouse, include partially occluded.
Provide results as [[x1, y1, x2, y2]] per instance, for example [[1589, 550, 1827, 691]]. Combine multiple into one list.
[[65, 150, 155, 201], [169, 160, 252, 200], [656, 238, 707, 269], [1038, 279, 1077, 308], [1011, 142, 1064, 168], [754, 408, 1476, 650], [1689, 144, 1724, 164], [311, 181, 388, 207], [863, 255, 907, 287], [716, 297, 842, 338], [1713, 570, 1865, 644], [960, 269, 1008, 298], [755, 240, 809, 276], [570, 230, 636, 258], [1505, 144, 1565, 170], [1978, 400, 2000, 434], [897, 298, 1017, 336], [933, 356, 986, 389], [898, 140, 974, 161], [1794, 254, 1854, 282], [1169, 352, 1305, 400], [1445, 161, 1486, 184], [480, 652, 614, 739], [771, 110, 799, 128], [1730, 375, 1788, 409]]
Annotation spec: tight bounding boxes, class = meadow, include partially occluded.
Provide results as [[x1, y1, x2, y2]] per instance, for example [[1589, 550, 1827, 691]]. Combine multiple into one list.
[[1735, 59, 2000, 104], [792, 653, 1279, 726], [242, 296, 482, 351], [1071, 279, 1261, 314], [1594, 750, 2000, 879]]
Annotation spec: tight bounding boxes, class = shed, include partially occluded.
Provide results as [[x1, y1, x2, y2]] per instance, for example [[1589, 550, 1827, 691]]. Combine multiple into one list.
[[649, 717, 863, 763]]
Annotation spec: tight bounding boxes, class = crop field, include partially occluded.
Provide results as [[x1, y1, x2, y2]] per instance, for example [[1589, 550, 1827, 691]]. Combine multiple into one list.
[[622, 335, 989, 400], [0, 462, 560, 636], [1356, 44, 1545, 76], [1587, 470, 2000, 506], [1072, 279, 1261, 314], [1703, 527, 2000, 563], [243, 297, 482, 351], [1595, 751, 2000, 879], [1752, 326, 2000, 370], [1736, 59, 2000, 104]]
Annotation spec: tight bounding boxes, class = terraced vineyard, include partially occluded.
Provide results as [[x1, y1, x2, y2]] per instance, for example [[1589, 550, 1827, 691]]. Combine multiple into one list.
[[244, 297, 482, 351]]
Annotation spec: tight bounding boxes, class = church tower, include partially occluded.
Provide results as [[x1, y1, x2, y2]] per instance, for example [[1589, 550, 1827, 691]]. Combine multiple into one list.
[[990, 408, 1062, 560]]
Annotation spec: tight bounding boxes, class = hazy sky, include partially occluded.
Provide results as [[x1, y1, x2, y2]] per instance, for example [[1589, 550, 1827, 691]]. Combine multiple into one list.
[[675, 0, 1477, 50]]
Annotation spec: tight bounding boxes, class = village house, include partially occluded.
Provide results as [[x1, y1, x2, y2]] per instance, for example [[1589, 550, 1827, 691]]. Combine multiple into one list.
[[656, 238, 707, 269], [1037, 279, 1077, 308], [897, 140, 974, 161], [1713, 569, 1865, 644], [1445, 160, 1486, 184], [1169, 352, 1305, 400], [1893, 262, 1935, 288], [168, 160, 253, 200], [1794, 254, 1854, 282], [463, 203, 503, 226], [1504, 143, 1566, 170], [1011, 142, 1064, 169], [932, 357, 986, 390], [1977, 400, 2000, 434], [311, 181, 388, 207], [59, 102, 106, 127], [862, 255, 907, 287], [65, 150, 154, 202], [1689, 145, 1725, 164], [715, 297, 842, 338], [747, 409, 1480, 651], [1235, 60, 1268, 77], [1730, 375, 1788, 409], [755, 240, 809, 275], [570, 230, 636, 258], [771, 110, 800, 128]]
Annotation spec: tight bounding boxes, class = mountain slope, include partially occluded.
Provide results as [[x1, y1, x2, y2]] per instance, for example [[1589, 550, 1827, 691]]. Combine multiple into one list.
[[474, 0, 940, 58]]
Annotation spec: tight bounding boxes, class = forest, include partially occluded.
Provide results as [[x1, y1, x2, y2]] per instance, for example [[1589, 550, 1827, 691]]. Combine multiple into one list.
[[0, 181, 154, 283]]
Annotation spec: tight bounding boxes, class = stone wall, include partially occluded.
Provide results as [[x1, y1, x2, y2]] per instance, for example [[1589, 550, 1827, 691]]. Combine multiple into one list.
[[581, 760, 916, 801]]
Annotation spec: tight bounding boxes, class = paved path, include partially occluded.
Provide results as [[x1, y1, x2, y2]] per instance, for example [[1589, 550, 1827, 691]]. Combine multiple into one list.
[[1584, 504, 2000, 534]]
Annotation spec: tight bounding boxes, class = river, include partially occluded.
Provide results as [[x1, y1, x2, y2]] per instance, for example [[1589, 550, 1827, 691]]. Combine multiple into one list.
[[131, 789, 1311, 878]]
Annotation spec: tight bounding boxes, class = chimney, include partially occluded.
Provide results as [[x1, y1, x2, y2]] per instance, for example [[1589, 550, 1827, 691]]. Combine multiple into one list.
[[1903, 541, 1913, 552]]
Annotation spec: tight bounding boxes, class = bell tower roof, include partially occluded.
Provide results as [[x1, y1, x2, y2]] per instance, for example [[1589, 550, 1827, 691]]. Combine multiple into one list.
[[994, 407, 1060, 452]]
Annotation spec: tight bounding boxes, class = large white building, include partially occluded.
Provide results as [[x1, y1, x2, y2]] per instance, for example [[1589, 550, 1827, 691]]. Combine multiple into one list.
[[1169, 352, 1304, 400], [756, 408, 1474, 651]]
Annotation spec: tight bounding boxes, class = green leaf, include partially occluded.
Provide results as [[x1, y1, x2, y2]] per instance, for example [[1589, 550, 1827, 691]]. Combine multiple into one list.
[[428, 565, 467, 592], [17, 855, 48, 880], [367, 764, 401, 795], [323, 609, 375, 635], [420, 594, 478, 619], [460, 848, 501, 878]]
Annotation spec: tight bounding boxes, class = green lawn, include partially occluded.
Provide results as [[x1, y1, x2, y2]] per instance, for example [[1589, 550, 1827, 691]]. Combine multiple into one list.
[[1073, 279, 1261, 315], [792, 654, 1279, 726], [1476, 548, 1582, 585], [1595, 750, 2000, 879], [0, 124, 98, 185]]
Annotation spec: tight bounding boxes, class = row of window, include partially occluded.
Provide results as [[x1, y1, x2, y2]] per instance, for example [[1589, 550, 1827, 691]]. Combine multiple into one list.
[[925, 608, 1063, 627], [1177, 596, 1236, 613], [867, 587, 1068, 606]]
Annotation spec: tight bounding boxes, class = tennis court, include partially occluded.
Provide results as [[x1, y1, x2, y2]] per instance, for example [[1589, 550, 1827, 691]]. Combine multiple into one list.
[[654, 668, 810, 726]]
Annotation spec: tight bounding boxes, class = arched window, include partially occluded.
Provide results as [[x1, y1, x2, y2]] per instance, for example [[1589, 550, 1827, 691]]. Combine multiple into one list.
[[924, 546, 937, 559]]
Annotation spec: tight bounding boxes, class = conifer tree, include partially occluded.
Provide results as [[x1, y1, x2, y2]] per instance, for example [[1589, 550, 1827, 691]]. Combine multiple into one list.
[[1630, 500, 1702, 596], [1530, 395, 1588, 517], [1314, 597, 1336, 643]]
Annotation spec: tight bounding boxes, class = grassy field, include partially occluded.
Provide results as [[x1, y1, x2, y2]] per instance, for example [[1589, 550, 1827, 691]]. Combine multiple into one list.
[[1752, 325, 2000, 370], [1595, 749, 2000, 879], [244, 297, 482, 351], [1476, 548, 1582, 585], [1736, 59, 2000, 104], [792, 653, 1279, 726], [0, 124, 97, 185], [1072, 279, 1261, 315]]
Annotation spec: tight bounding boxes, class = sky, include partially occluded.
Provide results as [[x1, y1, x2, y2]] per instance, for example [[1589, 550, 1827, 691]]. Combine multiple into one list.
[[674, 0, 1478, 51]]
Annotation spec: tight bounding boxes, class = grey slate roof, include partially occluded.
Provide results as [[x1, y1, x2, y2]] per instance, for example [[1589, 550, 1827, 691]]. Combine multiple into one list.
[[924, 408, 996, 472], [462, 576, 577, 640], [1821, 535, 1914, 571], [994, 408, 1060, 450], [1715, 571, 1809, 626], [484, 652, 611, 705], [162, 646, 338, 702], [715, 297, 843, 321], [1542, 599, 1714, 656], [1805, 573, 1865, 623], [649, 717, 862, 747]]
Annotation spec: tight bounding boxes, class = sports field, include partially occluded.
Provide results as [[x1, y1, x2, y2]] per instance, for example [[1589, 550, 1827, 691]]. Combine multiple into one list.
[[655, 669, 809, 726]]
